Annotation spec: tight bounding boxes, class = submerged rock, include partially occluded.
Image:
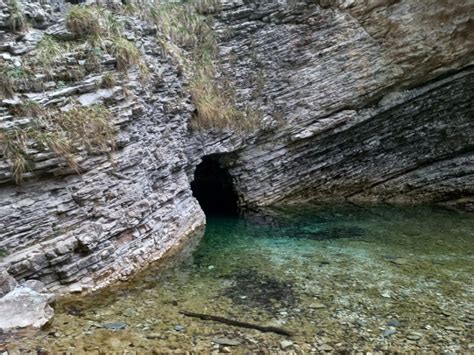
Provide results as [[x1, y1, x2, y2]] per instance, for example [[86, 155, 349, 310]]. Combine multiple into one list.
[[383, 329, 397, 337], [212, 337, 241, 346], [0, 286, 54, 330], [280, 340, 293, 350], [102, 322, 127, 331], [293, 226, 366, 240], [387, 320, 402, 327], [222, 270, 297, 311]]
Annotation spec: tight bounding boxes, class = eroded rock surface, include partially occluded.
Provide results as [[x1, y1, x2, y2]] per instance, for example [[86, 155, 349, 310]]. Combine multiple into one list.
[[215, 0, 474, 208], [0, 0, 472, 294]]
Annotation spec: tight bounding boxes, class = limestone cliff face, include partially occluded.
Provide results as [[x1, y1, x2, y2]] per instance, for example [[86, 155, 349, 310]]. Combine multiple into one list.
[[215, 0, 474, 208], [0, 0, 472, 292]]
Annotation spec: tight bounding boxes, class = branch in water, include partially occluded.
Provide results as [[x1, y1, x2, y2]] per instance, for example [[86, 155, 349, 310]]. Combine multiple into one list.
[[179, 310, 293, 336]]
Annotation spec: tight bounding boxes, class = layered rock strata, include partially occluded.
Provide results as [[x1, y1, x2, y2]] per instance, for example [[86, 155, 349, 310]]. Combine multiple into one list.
[[0, 0, 472, 295]]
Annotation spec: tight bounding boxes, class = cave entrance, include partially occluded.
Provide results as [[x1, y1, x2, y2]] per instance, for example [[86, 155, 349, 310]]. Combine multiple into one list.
[[191, 155, 239, 216]]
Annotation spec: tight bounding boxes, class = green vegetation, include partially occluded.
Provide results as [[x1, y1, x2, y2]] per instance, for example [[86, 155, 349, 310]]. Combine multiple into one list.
[[35, 36, 66, 69], [0, 64, 30, 99], [0, 104, 114, 182], [6, 0, 27, 32]]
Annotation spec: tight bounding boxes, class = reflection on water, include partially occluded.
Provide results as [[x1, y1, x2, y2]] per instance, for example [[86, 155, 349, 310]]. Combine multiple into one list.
[[4, 204, 474, 353]]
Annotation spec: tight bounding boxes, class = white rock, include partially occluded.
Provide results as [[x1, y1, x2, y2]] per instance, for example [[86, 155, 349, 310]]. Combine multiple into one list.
[[0, 287, 54, 330]]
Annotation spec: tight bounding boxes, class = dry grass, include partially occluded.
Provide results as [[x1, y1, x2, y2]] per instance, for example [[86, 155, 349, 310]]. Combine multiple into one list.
[[8, 99, 45, 117], [100, 72, 117, 88], [109, 37, 142, 72], [34, 36, 66, 69], [0, 64, 29, 99], [54, 105, 115, 153], [66, 6, 107, 40], [150, 0, 258, 131], [66, 5, 124, 45], [0, 103, 115, 182], [6, 0, 27, 32]]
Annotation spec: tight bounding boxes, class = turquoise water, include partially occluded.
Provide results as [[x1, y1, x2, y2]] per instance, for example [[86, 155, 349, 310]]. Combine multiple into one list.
[[4, 204, 474, 353]]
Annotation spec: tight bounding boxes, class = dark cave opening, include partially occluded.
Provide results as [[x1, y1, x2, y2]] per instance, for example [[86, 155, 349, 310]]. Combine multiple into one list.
[[191, 155, 239, 216]]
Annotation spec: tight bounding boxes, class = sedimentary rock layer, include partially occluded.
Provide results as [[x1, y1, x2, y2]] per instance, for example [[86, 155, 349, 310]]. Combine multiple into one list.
[[0, 0, 472, 292]]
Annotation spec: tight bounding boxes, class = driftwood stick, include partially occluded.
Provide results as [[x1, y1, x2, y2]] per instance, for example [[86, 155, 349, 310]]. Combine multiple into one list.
[[179, 310, 293, 336]]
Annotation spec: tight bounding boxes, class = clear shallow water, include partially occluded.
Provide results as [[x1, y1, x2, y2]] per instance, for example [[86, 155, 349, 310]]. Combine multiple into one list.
[[3, 204, 474, 353]]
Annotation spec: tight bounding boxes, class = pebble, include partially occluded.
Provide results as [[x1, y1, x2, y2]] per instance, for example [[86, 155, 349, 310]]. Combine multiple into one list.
[[390, 258, 409, 265], [386, 320, 401, 327], [174, 325, 185, 332], [212, 337, 241, 346], [102, 322, 127, 330], [443, 326, 461, 331], [383, 329, 396, 337], [406, 333, 422, 341], [309, 302, 326, 309], [320, 344, 334, 352], [280, 340, 293, 350], [146, 333, 161, 339]]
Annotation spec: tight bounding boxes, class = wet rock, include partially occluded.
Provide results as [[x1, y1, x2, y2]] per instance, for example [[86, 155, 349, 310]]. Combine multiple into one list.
[[383, 329, 397, 337], [294, 226, 366, 240], [102, 322, 127, 331], [390, 258, 409, 266], [309, 302, 327, 309], [387, 320, 401, 327], [320, 344, 334, 352], [0, 286, 54, 330], [406, 332, 422, 341], [222, 270, 297, 311], [280, 340, 293, 350], [213, 337, 241, 346]]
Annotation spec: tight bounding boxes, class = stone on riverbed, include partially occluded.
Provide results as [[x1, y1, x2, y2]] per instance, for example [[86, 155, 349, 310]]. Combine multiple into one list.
[[0, 286, 55, 330], [102, 322, 127, 331], [212, 337, 241, 346]]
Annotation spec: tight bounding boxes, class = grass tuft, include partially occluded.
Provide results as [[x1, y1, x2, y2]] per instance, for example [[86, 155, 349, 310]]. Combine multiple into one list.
[[66, 6, 106, 40], [109, 37, 142, 72], [35, 36, 66, 69], [150, 0, 258, 131], [6, 0, 27, 32], [100, 72, 117, 88], [0, 103, 115, 182], [66, 5, 123, 42], [0, 64, 29, 99]]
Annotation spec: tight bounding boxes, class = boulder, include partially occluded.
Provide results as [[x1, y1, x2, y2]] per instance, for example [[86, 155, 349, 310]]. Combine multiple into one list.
[[0, 286, 54, 330]]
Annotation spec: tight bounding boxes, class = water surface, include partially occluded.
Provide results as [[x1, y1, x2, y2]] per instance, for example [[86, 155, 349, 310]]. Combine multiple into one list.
[[4, 204, 474, 353]]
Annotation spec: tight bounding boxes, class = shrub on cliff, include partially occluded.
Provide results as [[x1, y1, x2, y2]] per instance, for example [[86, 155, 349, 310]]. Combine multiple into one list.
[[66, 6, 106, 39]]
